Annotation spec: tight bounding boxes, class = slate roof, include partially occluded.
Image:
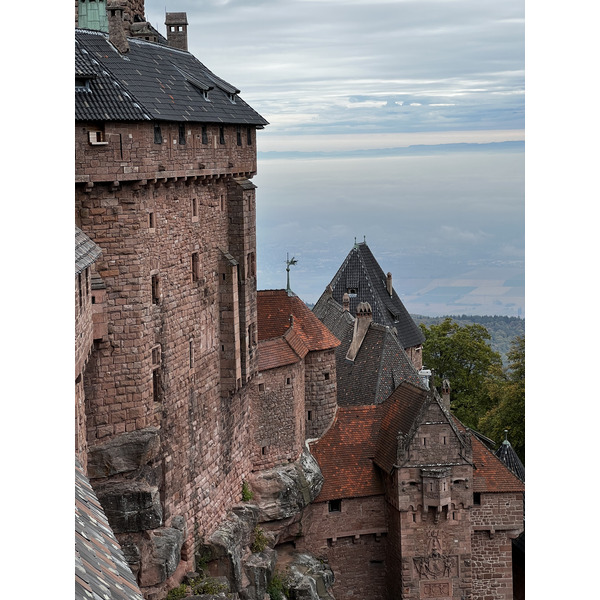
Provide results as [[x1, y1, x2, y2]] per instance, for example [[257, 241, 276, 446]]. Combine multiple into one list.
[[313, 294, 423, 406], [75, 29, 268, 126], [75, 458, 144, 600], [495, 439, 525, 482], [258, 290, 340, 351], [310, 405, 385, 502], [314, 242, 425, 349], [76, 227, 102, 275]]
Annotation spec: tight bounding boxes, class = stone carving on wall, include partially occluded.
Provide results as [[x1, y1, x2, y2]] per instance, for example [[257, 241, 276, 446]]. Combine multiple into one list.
[[422, 581, 451, 598], [413, 529, 457, 580]]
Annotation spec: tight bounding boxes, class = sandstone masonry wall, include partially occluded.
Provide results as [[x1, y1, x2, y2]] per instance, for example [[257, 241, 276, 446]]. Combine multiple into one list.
[[304, 349, 337, 440], [252, 361, 305, 470]]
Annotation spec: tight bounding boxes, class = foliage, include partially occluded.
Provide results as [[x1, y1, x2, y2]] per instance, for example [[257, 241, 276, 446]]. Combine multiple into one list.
[[267, 571, 291, 600], [412, 314, 524, 365], [166, 584, 188, 600], [419, 318, 503, 429], [478, 336, 525, 463], [241, 480, 253, 502], [251, 525, 269, 553]]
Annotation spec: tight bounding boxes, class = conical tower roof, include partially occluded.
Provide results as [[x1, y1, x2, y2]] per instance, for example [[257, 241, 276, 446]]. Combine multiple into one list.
[[494, 431, 525, 482]]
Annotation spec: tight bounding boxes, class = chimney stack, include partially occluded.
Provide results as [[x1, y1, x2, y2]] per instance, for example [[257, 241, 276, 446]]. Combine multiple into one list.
[[166, 12, 189, 51], [441, 379, 451, 410], [342, 293, 350, 311], [107, 1, 130, 53], [386, 272, 393, 296], [346, 302, 372, 361]]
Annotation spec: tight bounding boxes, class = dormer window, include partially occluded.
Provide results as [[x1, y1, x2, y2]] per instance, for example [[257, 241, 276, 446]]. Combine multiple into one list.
[[227, 92, 237, 104]]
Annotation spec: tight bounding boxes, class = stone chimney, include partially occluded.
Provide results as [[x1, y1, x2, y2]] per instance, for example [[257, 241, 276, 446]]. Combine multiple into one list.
[[441, 379, 451, 410], [346, 302, 372, 361], [107, 1, 130, 53], [166, 12, 189, 51], [342, 293, 350, 311], [386, 272, 393, 296]]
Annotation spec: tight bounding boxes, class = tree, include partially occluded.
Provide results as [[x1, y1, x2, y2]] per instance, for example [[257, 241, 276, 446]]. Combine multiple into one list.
[[478, 336, 525, 463], [420, 318, 503, 430]]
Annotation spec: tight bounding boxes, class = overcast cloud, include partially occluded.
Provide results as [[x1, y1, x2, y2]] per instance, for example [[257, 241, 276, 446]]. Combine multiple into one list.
[[146, 0, 525, 316]]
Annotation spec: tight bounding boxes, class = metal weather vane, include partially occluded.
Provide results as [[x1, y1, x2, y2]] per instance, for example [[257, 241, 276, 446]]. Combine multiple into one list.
[[286, 253, 298, 294]]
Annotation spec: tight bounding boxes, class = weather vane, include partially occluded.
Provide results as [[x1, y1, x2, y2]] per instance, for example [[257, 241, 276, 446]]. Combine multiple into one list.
[[285, 253, 298, 294]]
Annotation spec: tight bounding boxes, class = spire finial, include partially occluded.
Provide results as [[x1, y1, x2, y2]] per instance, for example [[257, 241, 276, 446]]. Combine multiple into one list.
[[285, 253, 297, 294]]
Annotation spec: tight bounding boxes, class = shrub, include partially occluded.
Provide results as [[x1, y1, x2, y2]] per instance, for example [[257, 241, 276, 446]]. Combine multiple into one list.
[[242, 481, 253, 502], [251, 525, 268, 553], [267, 571, 290, 600]]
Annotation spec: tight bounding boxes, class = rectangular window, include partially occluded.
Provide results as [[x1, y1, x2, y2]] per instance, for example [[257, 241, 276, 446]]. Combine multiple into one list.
[[189, 340, 194, 369], [154, 123, 162, 144], [78, 273, 82, 308], [201, 125, 208, 145], [148, 211, 155, 229], [152, 369, 161, 402], [151, 344, 161, 367], [247, 126, 252, 146], [307, 410, 312, 421], [324, 372, 330, 380], [328, 499, 342, 513], [219, 126, 225, 145], [151, 275, 160, 304], [192, 252, 200, 282], [85, 268, 89, 297], [261, 446, 267, 456], [236, 126, 242, 146], [258, 383, 265, 392], [473, 492, 481, 505], [192, 198, 198, 220], [178, 123, 186, 145]]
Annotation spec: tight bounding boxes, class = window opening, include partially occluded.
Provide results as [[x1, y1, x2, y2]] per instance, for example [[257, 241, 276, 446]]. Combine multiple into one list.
[[201, 125, 208, 145], [148, 212, 155, 229], [151, 275, 160, 304], [236, 126, 242, 146], [473, 492, 481, 505], [178, 123, 186, 145], [192, 252, 200, 282], [154, 123, 162, 144], [328, 499, 342, 513], [247, 126, 252, 145], [219, 126, 225, 145]]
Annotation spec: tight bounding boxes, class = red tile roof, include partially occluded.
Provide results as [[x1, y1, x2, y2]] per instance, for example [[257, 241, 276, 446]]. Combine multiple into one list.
[[374, 382, 429, 474], [310, 405, 384, 501], [257, 290, 340, 351], [452, 417, 525, 493], [257, 338, 301, 371], [471, 435, 525, 493]]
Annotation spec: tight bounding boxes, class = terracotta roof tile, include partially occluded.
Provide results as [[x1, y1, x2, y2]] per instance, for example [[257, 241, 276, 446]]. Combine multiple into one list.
[[452, 418, 525, 493], [258, 290, 340, 351], [374, 382, 429, 474], [471, 435, 525, 493], [257, 338, 300, 371], [310, 405, 384, 501]]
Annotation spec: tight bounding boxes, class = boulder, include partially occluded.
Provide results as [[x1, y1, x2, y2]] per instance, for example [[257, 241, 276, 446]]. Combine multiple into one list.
[[93, 479, 162, 533], [138, 526, 185, 587], [248, 450, 324, 522], [87, 427, 161, 478], [286, 553, 335, 600]]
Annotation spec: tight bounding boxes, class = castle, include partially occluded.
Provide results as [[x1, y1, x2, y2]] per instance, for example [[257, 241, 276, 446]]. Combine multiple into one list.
[[75, 3, 524, 599]]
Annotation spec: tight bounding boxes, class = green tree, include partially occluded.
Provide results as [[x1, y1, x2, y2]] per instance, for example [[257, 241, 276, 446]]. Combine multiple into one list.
[[420, 318, 503, 430], [478, 336, 525, 463]]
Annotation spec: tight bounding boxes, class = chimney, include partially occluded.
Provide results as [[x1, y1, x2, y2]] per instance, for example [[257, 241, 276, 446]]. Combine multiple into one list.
[[386, 272, 393, 296], [166, 12, 189, 51], [107, 1, 130, 53], [441, 379, 451, 410], [346, 302, 372, 361], [342, 293, 350, 311], [325, 284, 333, 298]]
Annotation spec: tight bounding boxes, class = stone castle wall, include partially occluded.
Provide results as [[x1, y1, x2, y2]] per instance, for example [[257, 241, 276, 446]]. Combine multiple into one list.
[[75, 265, 95, 470], [76, 122, 257, 185], [252, 361, 305, 470], [304, 349, 337, 440]]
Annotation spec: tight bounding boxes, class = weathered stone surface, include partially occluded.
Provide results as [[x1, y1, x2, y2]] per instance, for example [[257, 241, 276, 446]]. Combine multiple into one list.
[[87, 427, 161, 478], [200, 505, 260, 593], [94, 480, 162, 533], [248, 450, 324, 522], [138, 526, 185, 587], [286, 553, 335, 600], [244, 548, 277, 600]]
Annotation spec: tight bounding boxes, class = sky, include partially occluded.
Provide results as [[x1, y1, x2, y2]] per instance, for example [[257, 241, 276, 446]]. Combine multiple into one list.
[[146, 0, 525, 317]]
